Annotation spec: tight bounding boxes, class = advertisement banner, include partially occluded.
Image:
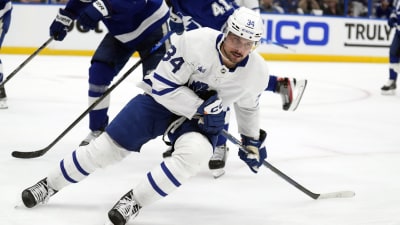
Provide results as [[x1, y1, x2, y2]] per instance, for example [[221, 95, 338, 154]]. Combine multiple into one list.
[[256, 14, 393, 62], [2, 5, 393, 62]]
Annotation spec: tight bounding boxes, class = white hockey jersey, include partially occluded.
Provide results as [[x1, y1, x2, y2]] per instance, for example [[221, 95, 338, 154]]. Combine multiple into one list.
[[139, 28, 270, 138]]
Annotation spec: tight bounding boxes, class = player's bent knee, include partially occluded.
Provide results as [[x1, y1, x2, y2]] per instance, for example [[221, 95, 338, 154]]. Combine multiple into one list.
[[86, 132, 131, 168], [172, 132, 213, 175]]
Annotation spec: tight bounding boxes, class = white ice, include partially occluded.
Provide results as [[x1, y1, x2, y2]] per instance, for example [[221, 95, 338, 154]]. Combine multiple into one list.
[[1, 54, 399, 225]]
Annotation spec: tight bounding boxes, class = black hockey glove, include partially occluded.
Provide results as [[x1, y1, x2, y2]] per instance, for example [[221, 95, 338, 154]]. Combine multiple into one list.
[[78, 0, 110, 30], [50, 8, 75, 41]]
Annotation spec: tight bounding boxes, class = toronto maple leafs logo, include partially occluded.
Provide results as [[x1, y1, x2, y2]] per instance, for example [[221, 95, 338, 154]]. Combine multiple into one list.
[[189, 80, 210, 99]]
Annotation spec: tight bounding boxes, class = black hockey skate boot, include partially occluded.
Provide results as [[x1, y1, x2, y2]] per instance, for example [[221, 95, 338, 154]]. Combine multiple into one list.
[[0, 86, 7, 109], [21, 178, 57, 208], [381, 79, 396, 95], [0, 86, 6, 98], [209, 144, 229, 170], [108, 190, 141, 225], [209, 144, 229, 178], [276, 77, 296, 110]]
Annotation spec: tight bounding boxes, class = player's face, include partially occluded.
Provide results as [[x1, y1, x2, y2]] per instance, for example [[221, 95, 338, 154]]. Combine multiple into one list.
[[221, 32, 255, 65]]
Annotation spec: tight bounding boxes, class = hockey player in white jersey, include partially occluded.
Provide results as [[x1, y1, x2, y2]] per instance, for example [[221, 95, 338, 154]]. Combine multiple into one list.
[[166, 0, 297, 178], [21, 8, 272, 225]]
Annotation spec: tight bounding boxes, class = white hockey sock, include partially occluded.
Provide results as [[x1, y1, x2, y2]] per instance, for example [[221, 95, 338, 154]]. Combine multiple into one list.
[[133, 132, 213, 206], [47, 132, 130, 190]]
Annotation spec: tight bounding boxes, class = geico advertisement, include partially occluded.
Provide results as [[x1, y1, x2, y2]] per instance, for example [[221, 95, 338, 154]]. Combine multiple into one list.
[[257, 14, 394, 56], [5, 5, 394, 57]]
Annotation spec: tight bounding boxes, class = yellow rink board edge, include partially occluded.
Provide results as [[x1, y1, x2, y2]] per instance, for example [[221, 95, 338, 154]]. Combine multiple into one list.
[[0, 47, 388, 63]]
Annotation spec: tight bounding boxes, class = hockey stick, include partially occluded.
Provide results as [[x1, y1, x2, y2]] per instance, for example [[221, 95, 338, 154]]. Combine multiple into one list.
[[213, 80, 307, 178], [266, 40, 296, 52], [0, 37, 54, 87], [11, 31, 173, 159], [220, 129, 356, 200]]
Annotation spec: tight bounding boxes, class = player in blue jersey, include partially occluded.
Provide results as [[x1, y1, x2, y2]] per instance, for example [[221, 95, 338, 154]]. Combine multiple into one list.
[[21, 8, 274, 225], [165, 0, 295, 178], [167, 0, 239, 32], [167, 0, 260, 33], [48, 0, 170, 145], [0, 0, 12, 109], [382, 0, 399, 95]]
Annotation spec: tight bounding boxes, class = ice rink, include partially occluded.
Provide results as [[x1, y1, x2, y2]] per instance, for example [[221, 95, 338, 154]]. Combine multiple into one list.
[[0, 54, 399, 225]]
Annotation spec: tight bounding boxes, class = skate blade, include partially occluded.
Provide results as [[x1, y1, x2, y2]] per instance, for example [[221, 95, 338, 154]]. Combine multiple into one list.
[[381, 90, 395, 95], [211, 169, 225, 179], [0, 101, 8, 109], [14, 199, 26, 209]]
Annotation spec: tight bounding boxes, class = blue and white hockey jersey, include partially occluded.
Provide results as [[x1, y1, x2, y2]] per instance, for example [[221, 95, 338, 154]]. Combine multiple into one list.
[[64, 0, 169, 48], [0, 0, 11, 18], [169, 0, 239, 31], [139, 27, 270, 138], [0, 0, 11, 46]]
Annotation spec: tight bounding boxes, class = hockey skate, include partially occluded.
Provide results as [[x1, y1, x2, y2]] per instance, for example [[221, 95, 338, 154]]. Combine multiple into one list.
[[79, 130, 103, 146], [21, 178, 57, 208], [107, 190, 141, 225], [275, 77, 307, 111], [209, 145, 229, 179], [0, 86, 7, 109], [381, 79, 396, 95]]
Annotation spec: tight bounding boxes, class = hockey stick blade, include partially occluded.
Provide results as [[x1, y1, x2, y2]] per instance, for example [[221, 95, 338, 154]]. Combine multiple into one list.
[[288, 79, 307, 111], [316, 191, 356, 200], [11, 148, 48, 159], [263, 161, 355, 200]]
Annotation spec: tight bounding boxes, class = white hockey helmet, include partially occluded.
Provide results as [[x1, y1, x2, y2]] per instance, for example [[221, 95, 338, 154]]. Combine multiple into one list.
[[225, 7, 264, 42]]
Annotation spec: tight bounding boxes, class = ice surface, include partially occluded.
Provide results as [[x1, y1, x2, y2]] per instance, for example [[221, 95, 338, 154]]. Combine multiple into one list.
[[1, 55, 399, 225]]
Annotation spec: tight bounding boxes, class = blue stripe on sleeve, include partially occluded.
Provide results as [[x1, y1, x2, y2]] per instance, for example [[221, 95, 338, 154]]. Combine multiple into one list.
[[152, 87, 177, 95], [151, 72, 180, 96], [153, 73, 180, 87]]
